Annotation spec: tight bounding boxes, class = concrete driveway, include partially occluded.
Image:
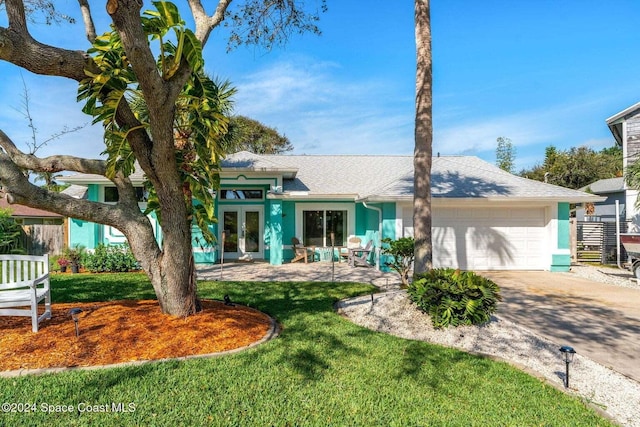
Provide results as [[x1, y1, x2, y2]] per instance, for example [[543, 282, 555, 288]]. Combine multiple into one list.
[[481, 270, 640, 383]]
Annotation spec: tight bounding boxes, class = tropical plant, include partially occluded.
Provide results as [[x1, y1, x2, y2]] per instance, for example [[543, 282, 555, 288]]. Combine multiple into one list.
[[381, 237, 415, 287], [408, 268, 502, 329], [0, 208, 24, 254]]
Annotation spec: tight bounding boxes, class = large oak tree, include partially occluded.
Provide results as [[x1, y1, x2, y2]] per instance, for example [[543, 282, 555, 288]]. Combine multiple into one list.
[[0, 0, 324, 316]]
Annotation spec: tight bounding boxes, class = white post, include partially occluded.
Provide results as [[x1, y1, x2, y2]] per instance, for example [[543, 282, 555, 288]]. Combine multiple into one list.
[[616, 200, 623, 269]]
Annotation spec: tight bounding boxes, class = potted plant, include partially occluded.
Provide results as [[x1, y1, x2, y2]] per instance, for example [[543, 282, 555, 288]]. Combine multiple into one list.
[[57, 257, 70, 273], [64, 245, 86, 273]]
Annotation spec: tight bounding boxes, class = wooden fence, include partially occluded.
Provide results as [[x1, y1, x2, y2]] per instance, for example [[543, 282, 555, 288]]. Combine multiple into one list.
[[19, 223, 65, 256]]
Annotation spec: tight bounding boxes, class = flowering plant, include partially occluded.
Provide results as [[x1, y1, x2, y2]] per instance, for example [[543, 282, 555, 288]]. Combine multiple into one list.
[[57, 258, 70, 267]]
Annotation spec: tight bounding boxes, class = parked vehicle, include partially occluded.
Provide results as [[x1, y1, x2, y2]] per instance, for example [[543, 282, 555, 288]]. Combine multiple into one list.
[[620, 233, 640, 278]]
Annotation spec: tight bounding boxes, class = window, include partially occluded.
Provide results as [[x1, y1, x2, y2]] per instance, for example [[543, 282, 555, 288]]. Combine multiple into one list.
[[302, 209, 347, 247], [220, 189, 263, 200], [104, 187, 148, 203], [296, 203, 355, 247]]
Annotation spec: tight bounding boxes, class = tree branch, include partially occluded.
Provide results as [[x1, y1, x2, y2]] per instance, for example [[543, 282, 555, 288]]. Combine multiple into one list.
[[5, 0, 29, 33], [112, 97, 159, 183], [0, 27, 92, 80], [0, 130, 151, 243], [0, 150, 139, 228], [0, 129, 106, 175], [107, 0, 168, 110], [0, 0, 95, 81], [188, 0, 232, 46], [77, 0, 97, 43]]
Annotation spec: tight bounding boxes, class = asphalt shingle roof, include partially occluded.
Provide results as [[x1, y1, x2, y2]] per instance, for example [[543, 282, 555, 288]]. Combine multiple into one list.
[[0, 197, 63, 218], [61, 151, 601, 203], [223, 152, 601, 202], [580, 177, 625, 194]]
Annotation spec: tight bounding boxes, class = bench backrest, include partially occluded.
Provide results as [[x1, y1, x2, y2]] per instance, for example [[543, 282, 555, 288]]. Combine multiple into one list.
[[0, 254, 49, 290]]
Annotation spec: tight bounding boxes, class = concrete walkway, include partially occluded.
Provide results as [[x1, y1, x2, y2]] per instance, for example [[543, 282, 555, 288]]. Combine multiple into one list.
[[197, 260, 399, 289], [196, 261, 640, 383], [481, 270, 640, 383]]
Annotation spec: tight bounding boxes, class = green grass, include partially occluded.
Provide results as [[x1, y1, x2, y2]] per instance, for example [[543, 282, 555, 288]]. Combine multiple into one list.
[[0, 273, 614, 426]]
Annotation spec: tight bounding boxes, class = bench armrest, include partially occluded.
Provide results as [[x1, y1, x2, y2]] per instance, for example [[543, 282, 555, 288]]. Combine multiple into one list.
[[30, 274, 50, 288]]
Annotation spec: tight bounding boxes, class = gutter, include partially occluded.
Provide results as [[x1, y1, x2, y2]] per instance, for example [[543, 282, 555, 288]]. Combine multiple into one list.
[[360, 195, 606, 204], [361, 201, 382, 271]]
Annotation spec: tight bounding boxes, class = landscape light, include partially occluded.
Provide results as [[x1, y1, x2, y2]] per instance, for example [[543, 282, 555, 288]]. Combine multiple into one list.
[[559, 345, 576, 388], [69, 308, 83, 337]]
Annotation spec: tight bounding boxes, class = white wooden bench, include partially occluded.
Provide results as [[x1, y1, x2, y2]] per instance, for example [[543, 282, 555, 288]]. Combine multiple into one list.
[[0, 254, 51, 332]]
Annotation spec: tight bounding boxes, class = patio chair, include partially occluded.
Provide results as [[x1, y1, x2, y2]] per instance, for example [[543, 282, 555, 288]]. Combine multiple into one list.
[[349, 240, 374, 267], [291, 237, 314, 263], [339, 235, 362, 263]]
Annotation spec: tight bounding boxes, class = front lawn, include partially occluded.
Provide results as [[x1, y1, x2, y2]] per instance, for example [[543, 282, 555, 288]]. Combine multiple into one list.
[[0, 273, 613, 426]]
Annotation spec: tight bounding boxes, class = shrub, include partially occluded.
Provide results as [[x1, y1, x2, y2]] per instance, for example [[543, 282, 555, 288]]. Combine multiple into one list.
[[381, 237, 415, 287], [83, 244, 139, 273], [49, 255, 64, 272], [0, 208, 25, 254], [408, 268, 502, 329]]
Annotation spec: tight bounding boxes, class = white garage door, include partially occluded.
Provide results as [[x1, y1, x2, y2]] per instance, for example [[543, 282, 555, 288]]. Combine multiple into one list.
[[431, 207, 547, 270]]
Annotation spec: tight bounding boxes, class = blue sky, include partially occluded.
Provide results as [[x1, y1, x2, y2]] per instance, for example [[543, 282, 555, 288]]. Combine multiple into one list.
[[1, 0, 639, 171]]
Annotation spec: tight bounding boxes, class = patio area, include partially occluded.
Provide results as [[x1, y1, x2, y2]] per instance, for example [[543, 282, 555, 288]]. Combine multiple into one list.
[[196, 260, 400, 290]]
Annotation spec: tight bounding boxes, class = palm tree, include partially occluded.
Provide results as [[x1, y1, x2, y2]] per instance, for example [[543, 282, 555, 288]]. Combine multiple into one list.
[[33, 171, 63, 191], [413, 0, 433, 274]]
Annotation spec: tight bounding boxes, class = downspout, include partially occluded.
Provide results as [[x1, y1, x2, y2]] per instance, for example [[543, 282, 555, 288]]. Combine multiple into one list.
[[362, 201, 382, 271]]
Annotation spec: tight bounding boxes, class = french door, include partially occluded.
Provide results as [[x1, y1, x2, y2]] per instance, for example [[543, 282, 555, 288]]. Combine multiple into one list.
[[219, 206, 264, 260]]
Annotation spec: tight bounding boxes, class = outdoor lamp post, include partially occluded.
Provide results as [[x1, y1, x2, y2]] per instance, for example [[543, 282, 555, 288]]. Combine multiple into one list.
[[330, 232, 336, 282], [559, 345, 576, 388], [69, 308, 83, 337]]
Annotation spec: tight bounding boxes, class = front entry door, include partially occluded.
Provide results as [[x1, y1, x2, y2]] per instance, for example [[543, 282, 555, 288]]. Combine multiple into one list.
[[220, 206, 264, 260]]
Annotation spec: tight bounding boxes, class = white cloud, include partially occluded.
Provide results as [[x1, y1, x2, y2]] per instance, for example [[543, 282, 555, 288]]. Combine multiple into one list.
[[433, 109, 564, 156], [0, 55, 621, 169], [578, 137, 616, 151], [233, 57, 415, 155]]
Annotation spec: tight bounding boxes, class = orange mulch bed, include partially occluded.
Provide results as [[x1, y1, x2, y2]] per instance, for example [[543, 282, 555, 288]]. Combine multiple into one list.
[[0, 300, 273, 372]]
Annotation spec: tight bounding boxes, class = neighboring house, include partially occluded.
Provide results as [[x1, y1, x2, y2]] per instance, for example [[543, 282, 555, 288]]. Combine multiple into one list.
[[0, 197, 65, 255], [575, 177, 625, 222], [60, 151, 600, 272], [606, 101, 640, 230], [0, 197, 64, 225]]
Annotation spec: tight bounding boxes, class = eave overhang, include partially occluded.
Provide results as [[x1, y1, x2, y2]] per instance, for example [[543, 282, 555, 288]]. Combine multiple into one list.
[[220, 167, 298, 179], [357, 195, 606, 204], [267, 192, 358, 200]]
